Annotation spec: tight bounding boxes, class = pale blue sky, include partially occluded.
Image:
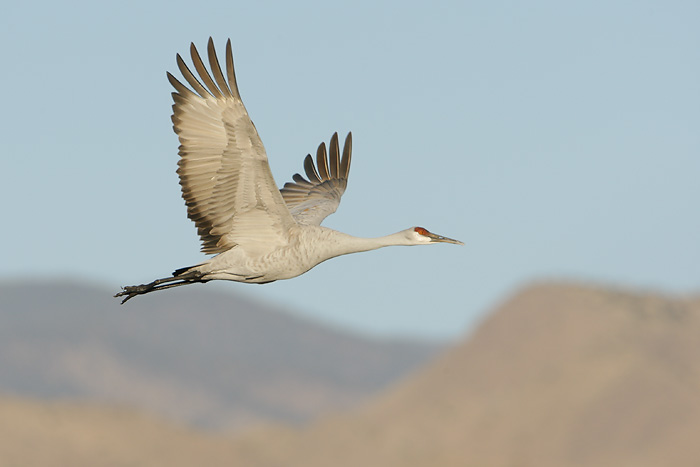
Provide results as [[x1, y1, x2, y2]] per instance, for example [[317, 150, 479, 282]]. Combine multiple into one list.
[[2, 0, 698, 339]]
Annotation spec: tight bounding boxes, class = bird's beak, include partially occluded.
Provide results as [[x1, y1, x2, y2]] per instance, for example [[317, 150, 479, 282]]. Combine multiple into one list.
[[427, 231, 464, 245]]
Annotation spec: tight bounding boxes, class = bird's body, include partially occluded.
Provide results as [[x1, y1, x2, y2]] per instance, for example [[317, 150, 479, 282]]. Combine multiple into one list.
[[185, 226, 442, 284], [115, 38, 462, 303]]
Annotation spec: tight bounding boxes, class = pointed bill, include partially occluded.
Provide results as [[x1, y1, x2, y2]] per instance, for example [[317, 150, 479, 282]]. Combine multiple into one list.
[[427, 231, 464, 245]]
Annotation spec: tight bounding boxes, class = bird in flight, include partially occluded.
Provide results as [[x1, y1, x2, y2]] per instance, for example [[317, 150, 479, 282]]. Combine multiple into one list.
[[115, 38, 462, 304]]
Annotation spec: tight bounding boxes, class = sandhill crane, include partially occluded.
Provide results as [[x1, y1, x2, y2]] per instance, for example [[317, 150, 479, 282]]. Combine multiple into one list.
[[115, 38, 462, 304]]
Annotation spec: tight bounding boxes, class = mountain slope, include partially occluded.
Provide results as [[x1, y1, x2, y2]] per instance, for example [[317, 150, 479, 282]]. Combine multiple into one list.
[[0, 280, 439, 430], [0, 395, 239, 467], [229, 282, 700, 466]]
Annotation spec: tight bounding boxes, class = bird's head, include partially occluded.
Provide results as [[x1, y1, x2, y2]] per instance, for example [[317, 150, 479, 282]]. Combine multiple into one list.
[[405, 226, 463, 245]]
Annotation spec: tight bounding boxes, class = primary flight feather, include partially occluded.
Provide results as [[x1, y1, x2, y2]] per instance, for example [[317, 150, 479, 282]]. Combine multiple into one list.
[[115, 38, 462, 303]]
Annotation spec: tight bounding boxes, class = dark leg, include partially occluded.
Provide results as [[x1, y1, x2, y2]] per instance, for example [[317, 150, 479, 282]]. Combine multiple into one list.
[[114, 275, 205, 304]]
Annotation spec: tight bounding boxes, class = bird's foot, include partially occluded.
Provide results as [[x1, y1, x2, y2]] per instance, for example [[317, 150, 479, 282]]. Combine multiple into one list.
[[114, 284, 153, 304]]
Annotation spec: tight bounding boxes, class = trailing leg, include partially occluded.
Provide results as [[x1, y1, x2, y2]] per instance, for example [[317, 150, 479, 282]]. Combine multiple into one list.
[[114, 274, 205, 304]]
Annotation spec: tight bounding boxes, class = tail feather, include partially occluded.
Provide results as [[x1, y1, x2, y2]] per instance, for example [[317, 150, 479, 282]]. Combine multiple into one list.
[[173, 265, 196, 276]]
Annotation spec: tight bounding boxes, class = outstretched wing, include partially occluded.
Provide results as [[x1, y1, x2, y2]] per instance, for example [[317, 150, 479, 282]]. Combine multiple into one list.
[[168, 38, 296, 254], [280, 132, 352, 226]]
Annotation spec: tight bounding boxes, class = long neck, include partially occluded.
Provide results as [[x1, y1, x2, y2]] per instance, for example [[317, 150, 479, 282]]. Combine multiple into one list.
[[322, 230, 412, 258]]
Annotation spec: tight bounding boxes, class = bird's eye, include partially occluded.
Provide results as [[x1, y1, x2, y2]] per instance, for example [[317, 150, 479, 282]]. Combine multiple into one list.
[[414, 227, 429, 236]]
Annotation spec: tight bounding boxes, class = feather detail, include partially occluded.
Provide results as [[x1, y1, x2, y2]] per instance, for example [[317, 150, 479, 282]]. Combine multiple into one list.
[[280, 132, 353, 226]]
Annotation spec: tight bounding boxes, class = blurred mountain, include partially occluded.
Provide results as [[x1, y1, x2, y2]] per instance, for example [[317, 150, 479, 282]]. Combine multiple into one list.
[[229, 282, 700, 466], [0, 280, 440, 431], [4, 282, 699, 467], [0, 395, 240, 467]]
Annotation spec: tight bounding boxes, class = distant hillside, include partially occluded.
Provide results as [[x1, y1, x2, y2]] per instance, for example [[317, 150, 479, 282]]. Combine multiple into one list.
[[0, 395, 238, 467], [5, 282, 699, 467], [228, 282, 700, 466], [0, 280, 440, 430]]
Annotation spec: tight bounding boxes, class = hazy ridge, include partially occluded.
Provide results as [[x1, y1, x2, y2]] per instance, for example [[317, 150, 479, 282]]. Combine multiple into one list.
[[237, 282, 700, 466], [2, 281, 699, 466], [0, 280, 440, 430]]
